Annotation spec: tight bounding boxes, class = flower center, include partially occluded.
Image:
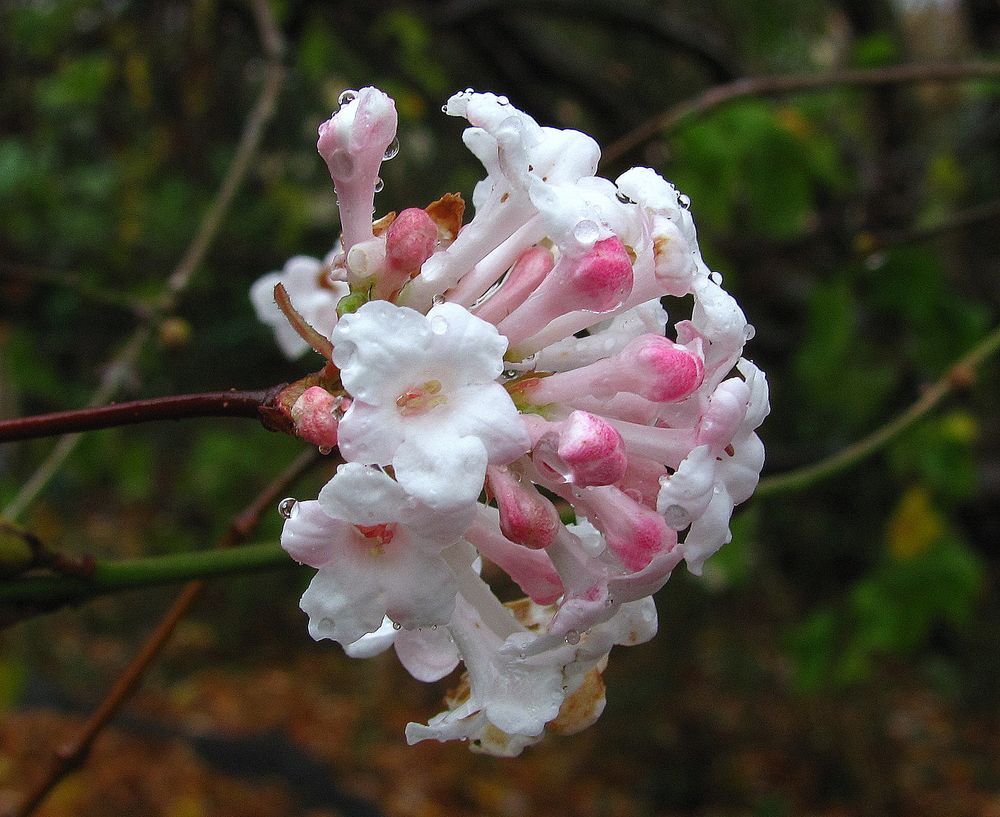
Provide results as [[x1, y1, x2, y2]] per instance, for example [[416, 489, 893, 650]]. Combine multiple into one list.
[[355, 523, 395, 556], [395, 379, 447, 416]]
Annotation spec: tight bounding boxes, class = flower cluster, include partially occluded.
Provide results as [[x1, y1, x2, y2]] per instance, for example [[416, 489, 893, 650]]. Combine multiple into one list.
[[253, 87, 768, 755]]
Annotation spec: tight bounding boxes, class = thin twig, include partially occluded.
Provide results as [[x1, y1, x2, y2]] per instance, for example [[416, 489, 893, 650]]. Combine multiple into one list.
[[0, 388, 281, 444], [867, 198, 1000, 251], [602, 60, 1000, 166], [3, 0, 287, 521], [756, 323, 1000, 498], [6, 447, 321, 817]]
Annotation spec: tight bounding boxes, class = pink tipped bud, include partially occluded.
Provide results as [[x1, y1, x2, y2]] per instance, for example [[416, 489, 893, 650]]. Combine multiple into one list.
[[373, 208, 439, 300], [522, 334, 704, 407], [291, 386, 346, 448], [473, 245, 554, 324], [386, 208, 438, 273], [496, 237, 634, 344], [487, 466, 560, 549], [317, 87, 398, 253], [555, 411, 628, 487], [618, 334, 704, 402], [577, 485, 674, 571], [565, 236, 633, 313]]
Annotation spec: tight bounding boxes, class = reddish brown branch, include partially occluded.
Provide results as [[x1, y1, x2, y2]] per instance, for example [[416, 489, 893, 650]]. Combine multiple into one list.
[[7, 447, 323, 817], [0, 389, 282, 444], [602, 60, 1000, 166]]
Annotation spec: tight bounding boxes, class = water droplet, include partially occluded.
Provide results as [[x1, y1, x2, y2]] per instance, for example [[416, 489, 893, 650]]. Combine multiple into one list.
[[503, 369, 518, 380], [277, 497, 297, 519], [497, 95, 509, 106], [465, 87, 474, 94], [743, 323, 756, 340], [663, 503, 691, 531], [383, 137, 399, 161], [431, 624, 438, 630], [573, 219, 600, 245], [677, 193, 692, 210], [392, 621, 402, 631], [318, 445, 333, 455], [517, 650, 527, 660], [441, 104, 449, 113], [430, 315, 448, 334], [331, 397, 347, 421], [605, 597, 615, 608], [431, 293, 446, 305], [374, 177, 384, 193], [709, 271, 723, 285], [565, 630, 581, 645], [338, 89, 357, 106], [616, 190, 634, 204]]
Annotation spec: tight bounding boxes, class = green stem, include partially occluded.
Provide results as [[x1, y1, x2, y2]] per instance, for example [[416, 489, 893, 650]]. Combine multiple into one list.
[[756, 323, 1000, 498], [0, 542, 293, 607]]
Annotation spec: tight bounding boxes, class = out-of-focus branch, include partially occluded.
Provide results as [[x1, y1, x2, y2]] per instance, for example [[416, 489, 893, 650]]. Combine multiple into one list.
[[0, 388, 285, 444], [862, 198, 1000, 251], [4, 447, 321, 817], [3, 0, 287, 521], [756, 322, 1000, 498], [436, 0, 740, 81], [602, 60, 1000, 166]]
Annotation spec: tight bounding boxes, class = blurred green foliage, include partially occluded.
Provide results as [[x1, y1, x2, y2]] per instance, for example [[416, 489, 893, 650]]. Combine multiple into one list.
[[0, 1, 999, 811]]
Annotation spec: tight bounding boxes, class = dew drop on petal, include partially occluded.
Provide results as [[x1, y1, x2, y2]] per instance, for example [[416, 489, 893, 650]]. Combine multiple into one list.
[[497, 95, 509, 106], [709, 271, 723, 285], [374, 177, 384, 193], [743, 323, 756, 340], [503, 369, 518, 380], [565, 630, 581, 645], [338, 89, 357, 106], [677, 193, 692, 210], [277, 497, 297, 519], [441, 104, 449, 113], [431, 293, 446, 305], [318, 445, 333, 455], [573, 219, 600, 246], [605, 597, 615, 607], [663, 504, 692, 531], [392, 621, 402, 631], [430, 315, 448, 334], [383, 137, 400, 161], [616, 190, 634, 204]]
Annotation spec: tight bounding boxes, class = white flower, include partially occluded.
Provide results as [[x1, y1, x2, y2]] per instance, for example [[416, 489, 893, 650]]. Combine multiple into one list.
[[281, 462, 475, 645], [657, 359, 769, 574], [331, 300, 530, 510], [250, 249, 348, 359]]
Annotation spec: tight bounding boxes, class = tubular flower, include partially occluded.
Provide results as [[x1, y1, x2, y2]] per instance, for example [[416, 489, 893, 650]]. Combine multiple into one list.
[[256, 87, 769, 754]]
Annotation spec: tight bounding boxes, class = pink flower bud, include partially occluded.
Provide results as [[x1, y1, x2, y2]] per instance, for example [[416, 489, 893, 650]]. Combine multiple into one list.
[[619, 335, 704, 402], [522, 334, 704, 407], [473, 245, 554, 324], [317, 87, 398, 253], [524, 412, 626, 488], [576, 485, 675, 571], [556, 411, 628, 487], [386, 208, 438, 273], [291, 386, 346, 448], [373, 208, 439, 300], [497, 237, 634, 344], [487, 465, 560, 549]]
